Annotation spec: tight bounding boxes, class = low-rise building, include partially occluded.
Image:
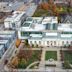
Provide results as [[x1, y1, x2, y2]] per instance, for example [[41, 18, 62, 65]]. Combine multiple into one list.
[[0, 34, 15, 43], [17, 17, 72, 47], [0, 30, 16, 58], [0, 40, 10, 50], [0, 30, 16, 37], [4, 11, 26, 30]]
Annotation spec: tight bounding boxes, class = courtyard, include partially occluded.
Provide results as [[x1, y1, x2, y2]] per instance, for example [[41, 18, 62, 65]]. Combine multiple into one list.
[[5, 42, 72, 71], [45, 51, 57, 61]]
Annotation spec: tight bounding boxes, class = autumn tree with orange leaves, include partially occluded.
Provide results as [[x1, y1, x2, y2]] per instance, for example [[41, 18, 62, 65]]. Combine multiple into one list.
[[17, 49, 33, 61], [40, 3, 49, 10], [39, 0, 59, 16]]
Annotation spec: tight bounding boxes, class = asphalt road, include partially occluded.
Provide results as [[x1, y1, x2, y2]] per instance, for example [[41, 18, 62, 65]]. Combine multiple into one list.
[[0, 39, 16, 72]]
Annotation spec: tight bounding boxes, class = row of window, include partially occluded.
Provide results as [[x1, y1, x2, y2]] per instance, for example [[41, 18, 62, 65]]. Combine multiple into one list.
[[30, 41, 72, 45]]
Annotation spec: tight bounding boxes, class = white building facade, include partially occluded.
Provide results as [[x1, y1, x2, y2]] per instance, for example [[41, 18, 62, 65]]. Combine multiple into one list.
[[4, 11, 26, 30], [18, 17, 72, 47], [0, 30, 16, 58]]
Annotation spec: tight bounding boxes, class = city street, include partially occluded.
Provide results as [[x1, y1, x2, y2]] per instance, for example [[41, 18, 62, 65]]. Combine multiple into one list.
[[0, 39, 16, 72], [26, 3, 37, 16]]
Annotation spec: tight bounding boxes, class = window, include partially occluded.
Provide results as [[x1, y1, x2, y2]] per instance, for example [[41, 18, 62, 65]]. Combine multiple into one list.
[[71, 41, 72, 44], [47, 41, 49, 45], [35, 41, 37, 44], [62, 41, 64, 45], [21, 32, 30, 36], [51, 41, 53, 46], [30, 41, 32, 44], [39, 41, 41, 44], [54, 41, 56, 45], [12, 23, 15, 27], [66, 41, 69, 44]]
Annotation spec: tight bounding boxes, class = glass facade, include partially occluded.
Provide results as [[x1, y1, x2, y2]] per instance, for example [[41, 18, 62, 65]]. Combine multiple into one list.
[[61, 32, 72, 34], [21, 31, 42, 36], [53, 23, 57, 30]]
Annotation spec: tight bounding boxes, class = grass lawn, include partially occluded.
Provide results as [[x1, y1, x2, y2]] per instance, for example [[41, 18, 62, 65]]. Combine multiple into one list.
[[63, 51, 72, 64], [32, 8, 51, 17], [56, 7, 67, 13], [45, 51, 57, 61]]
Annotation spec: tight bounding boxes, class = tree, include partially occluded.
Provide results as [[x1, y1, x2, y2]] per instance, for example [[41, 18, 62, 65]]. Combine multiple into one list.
[[42, 3, 49, 10], [15, 39, 21, 48], [48, 0, 53, 4], [32, 44, 34, 48], [25, 39, 28, 45], [58, 16, 61, 23], [11, 57, 18, 68], [18, 58, 26, 68], [4, 60, 8, 65], [17, 50, 33, 61]]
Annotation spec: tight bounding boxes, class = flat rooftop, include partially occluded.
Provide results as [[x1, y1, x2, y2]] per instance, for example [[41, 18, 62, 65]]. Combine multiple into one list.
[[0, 31, 15, 35], [5, 11, 25, 22], [58, 24, 72, 32], [0, 35, 12, 38], [0, 40, 8, 44], [42, 17, 58, 24], [21, 17, 58, 31]]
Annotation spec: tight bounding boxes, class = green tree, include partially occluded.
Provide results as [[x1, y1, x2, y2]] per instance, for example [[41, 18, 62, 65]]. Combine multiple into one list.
[[18, 58, 26, 68]]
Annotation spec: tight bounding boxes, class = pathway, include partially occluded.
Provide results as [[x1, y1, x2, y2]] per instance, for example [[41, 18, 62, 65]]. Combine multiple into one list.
[[39, 49, 45, 69], [26, 61, 39, 69]]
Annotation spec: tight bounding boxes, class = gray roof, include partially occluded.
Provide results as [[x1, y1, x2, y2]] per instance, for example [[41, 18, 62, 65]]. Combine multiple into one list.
[[61, 15, 72, 23]]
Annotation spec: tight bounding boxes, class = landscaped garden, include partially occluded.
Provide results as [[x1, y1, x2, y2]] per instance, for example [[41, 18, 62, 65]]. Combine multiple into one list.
[[45, 51, 57, 61], [7, 50, 42, 69], [63, 51, 72, 64], [60, 50, 72, 69]]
